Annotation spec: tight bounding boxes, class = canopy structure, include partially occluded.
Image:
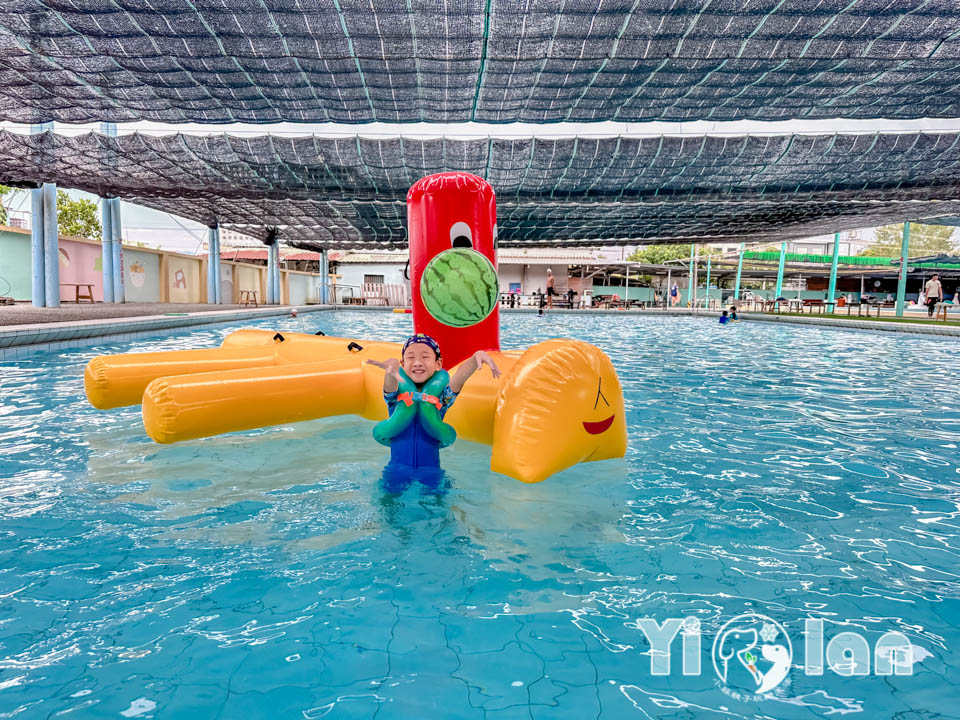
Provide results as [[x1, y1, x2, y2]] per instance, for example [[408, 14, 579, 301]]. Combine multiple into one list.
[[5, 2, 960, 125], [4, 129, 960, 248]]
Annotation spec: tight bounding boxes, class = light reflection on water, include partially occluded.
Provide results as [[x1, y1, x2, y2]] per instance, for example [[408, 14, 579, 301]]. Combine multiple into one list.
[[0, 311, 958, 718]]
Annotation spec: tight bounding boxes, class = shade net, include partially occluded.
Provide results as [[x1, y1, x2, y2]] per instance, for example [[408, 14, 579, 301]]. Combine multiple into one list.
[[5, 129, 960, 248], [5, 1, 960, 124]]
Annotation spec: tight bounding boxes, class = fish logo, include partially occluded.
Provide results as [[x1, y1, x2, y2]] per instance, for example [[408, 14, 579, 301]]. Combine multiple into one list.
[[712, 614, 792, 695]]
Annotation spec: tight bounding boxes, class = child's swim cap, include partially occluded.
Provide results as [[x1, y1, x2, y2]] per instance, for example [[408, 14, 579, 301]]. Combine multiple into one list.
[[402, 333, 441, 358]]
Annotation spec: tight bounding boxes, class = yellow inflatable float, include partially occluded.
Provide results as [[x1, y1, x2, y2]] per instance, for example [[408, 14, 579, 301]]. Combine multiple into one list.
[[85, 328, 626, 484]]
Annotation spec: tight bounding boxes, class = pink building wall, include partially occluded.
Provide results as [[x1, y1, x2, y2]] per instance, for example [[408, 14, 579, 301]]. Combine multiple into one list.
[[57, 238, 105, 302]]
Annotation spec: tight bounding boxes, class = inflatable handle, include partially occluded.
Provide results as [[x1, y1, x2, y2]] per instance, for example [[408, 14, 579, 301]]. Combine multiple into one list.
[[273, 333, 285, 342], [314, 330, 326, 336], [348, 342, 364, 353]]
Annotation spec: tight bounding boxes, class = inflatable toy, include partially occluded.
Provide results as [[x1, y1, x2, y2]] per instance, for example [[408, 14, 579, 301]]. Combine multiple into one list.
[[420, 248, 499, 327], [83, 172, 628, 483]]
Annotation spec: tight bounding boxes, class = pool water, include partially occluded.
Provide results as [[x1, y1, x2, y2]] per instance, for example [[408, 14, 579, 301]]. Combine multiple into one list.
[[1, 311, 958, 719]]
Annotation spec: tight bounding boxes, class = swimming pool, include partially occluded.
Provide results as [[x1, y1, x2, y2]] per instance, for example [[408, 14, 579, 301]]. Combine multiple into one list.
[[1, 311, 958, 718]]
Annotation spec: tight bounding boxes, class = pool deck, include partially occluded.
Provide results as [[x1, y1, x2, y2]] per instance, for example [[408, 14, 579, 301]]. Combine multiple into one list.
[[0, 303, 333, 361], [2, 302, 957, 362]]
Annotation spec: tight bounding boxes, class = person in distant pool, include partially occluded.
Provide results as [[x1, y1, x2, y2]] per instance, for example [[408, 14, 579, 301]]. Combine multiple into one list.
[[729, 305, 739, 321], [367, 334, 500, 490], [719, 310, 730, 325]]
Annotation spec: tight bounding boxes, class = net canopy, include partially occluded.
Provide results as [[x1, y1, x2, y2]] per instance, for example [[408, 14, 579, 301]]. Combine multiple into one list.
[[4, 129, 960, 248], [5, 1, 960, 125]]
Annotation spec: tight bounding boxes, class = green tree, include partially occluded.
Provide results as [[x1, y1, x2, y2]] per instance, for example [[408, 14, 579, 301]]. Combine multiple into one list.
[[0, 185, 14, 225], [57, 190, 102, 240], [859, 223, 957, 258], [627, 243, 720, 264]]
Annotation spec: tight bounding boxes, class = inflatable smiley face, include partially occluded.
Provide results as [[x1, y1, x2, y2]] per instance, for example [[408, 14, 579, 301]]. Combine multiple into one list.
[[407, 172, 500, 368], [491, 340, 628, 483]]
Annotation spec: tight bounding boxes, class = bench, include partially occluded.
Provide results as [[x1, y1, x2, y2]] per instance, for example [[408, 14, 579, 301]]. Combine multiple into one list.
[[935, 302, 956, 321], [239, 290, 258, 307], [61, 283, 94, 303]]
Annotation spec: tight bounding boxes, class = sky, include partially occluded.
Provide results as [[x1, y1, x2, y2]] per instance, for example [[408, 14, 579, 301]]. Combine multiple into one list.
[[5, 117, 960, 254]]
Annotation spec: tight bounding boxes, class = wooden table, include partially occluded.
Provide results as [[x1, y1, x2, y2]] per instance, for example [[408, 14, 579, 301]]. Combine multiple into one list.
[[935, 302, 955, 321], [239, 290, 258, 307], [61, 283, 94, 303]]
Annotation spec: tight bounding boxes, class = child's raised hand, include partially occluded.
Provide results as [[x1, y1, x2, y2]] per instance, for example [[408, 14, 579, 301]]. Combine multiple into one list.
[[473, 351, 501, 379], [366, 357, 401, 381]]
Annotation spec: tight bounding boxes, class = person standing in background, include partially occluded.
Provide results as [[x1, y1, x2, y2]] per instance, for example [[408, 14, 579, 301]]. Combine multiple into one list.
[[924, 273, 943, 317], [546, 269, 556, 309]]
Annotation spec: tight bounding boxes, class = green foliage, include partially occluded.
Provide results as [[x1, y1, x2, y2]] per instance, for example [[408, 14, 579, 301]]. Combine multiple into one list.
[[628, 243, 720, 264], [859, 223, 957, 258], [57, 190, 102, 240], [0, 185, 14, 225]]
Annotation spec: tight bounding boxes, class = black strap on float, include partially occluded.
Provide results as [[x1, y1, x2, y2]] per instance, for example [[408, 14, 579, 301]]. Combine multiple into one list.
[[314, 330, 326, 336], [273, 332, 285, 342], [347, 341, 363, 353]]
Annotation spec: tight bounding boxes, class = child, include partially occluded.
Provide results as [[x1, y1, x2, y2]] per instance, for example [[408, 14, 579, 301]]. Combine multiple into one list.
[[729, 305, 739, 321], [719, 310, 730, 325], [367, 333, 500, 473]]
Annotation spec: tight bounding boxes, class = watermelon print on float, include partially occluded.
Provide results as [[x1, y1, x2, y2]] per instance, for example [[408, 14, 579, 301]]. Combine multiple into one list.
[[420, 248, 500, 328]]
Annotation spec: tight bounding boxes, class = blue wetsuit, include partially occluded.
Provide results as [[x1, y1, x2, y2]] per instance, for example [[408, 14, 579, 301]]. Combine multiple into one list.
[[382, 384, 458, 469]]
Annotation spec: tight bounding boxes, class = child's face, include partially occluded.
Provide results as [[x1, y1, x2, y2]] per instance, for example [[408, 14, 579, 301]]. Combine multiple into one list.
[[402, 343, 441, 384]]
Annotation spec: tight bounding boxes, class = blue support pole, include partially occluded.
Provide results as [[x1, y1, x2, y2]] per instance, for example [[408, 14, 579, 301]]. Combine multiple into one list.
[[30, 122, 52, 307], [827, 232, 840, 311], [320, 250, 329, 304], [733, 242, 744, 301], [42, 182, 60, 308], [688, 244, 695, 307], [266, 243, 275, 304], [110, 198, 124, 303], [207, 226, 217, 304], [775, 241, 786, 298], [30, 188, 45, 307], [705, 255, 712, 309], [275, 243, 283, 304], [100, 198, 114, 303], [214, 226, 222, 303], [896, 222, 910, 318], [100, 122, 117, 303]]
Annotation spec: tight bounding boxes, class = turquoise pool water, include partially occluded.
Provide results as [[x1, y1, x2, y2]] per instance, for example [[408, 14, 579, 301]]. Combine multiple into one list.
[[1, 311, 958, 719]]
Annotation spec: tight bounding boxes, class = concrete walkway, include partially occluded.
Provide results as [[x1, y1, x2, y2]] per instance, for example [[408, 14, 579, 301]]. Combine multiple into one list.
[[0, 302, 286, 326], [0, 304, 332, 361]]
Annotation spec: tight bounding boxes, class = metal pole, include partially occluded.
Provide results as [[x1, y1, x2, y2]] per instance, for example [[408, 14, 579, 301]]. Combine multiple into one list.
[[42, 182, 60, 308], [30, 188, 45, 307], [214, 226, 222, 303], [110, 198, 124, 302], [625, 263, 630, 302], [666, 267, 671, 308], [896, 221, 910, 317], [775, 241, 786, 298], [733, 242, 744, 301], [274, 243, 282, 304], [705, 255, 712, 310], [100, 198, 114, 303], [207, 226, 217, 304], [320, 250, 329, 304], [827, 232, 840, 311], [688, 244, 694, 306], [266, 243, 275, 304], [100, 122, 117, 304]]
